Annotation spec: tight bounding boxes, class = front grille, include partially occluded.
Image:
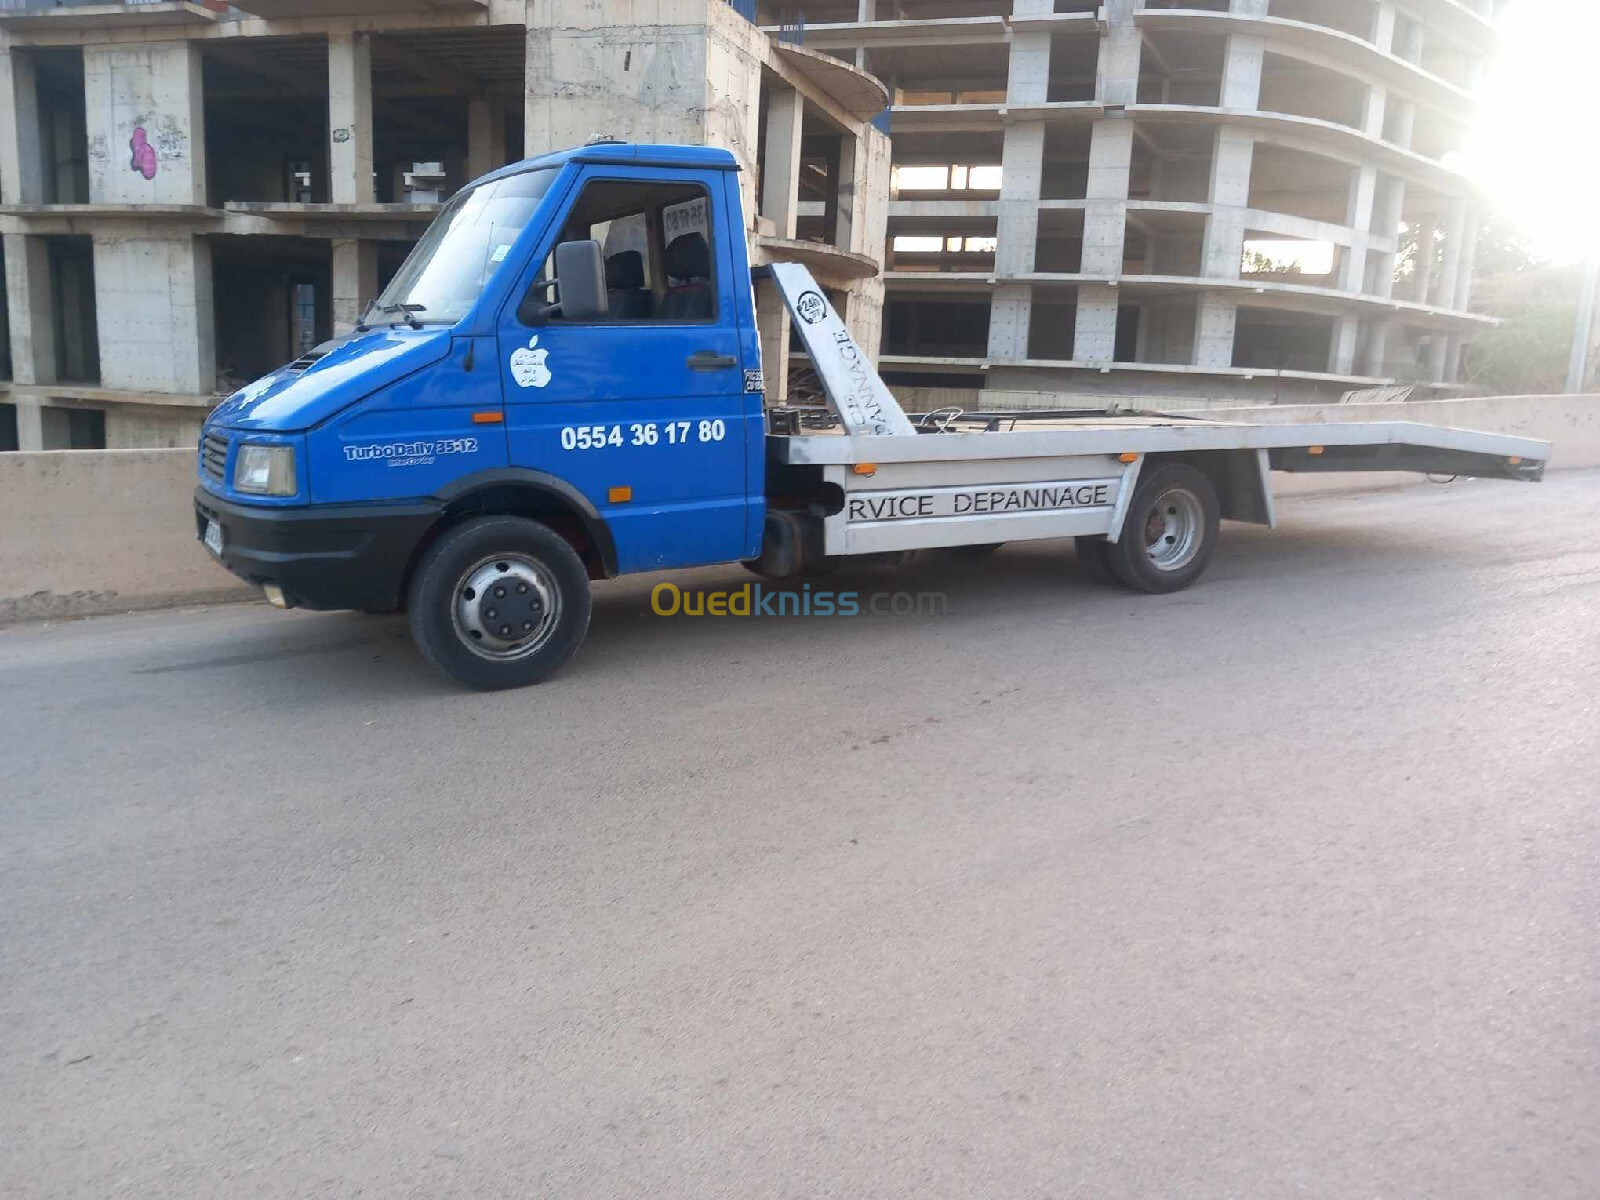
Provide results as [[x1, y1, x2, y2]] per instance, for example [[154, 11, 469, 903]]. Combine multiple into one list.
[[201, 432, 229, 483]]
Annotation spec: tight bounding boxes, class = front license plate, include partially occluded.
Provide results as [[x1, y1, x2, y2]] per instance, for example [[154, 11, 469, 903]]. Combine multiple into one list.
[[203, 519, 224, 558]]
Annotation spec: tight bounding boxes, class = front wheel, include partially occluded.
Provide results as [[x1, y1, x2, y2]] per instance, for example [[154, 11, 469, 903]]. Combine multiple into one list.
[[407, 516, 592, 689], [1098, 463, 1220, 594]]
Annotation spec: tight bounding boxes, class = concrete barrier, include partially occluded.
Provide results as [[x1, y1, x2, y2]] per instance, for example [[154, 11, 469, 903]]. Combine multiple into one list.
[[0, 395, 1596, 622], [0, 450, 250, 624]]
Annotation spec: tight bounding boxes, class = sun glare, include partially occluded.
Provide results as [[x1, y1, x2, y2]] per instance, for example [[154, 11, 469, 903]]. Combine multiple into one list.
[[1463, 0, 1600, 263]]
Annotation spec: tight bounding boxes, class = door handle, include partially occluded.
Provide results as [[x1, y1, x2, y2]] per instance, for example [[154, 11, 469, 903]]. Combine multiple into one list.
[[687, 351, 738, 371]]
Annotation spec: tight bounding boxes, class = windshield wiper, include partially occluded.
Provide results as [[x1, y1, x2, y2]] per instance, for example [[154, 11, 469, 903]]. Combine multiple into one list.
[[376, 302, 427, 331]]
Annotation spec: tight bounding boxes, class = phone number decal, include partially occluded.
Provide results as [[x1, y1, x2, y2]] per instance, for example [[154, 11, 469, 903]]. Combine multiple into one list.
[[560, 421, 727, 451]]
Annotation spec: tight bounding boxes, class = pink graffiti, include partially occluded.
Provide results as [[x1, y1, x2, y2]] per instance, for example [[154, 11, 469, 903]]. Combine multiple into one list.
[[129, 127, 158, 180]]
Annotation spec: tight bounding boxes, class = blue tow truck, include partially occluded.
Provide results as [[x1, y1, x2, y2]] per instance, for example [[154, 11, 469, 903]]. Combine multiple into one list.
[[196, 140, 1549, 689]]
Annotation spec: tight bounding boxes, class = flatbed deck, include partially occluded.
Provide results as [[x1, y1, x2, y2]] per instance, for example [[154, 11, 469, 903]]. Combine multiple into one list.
[[762, 262, 1547, 560]]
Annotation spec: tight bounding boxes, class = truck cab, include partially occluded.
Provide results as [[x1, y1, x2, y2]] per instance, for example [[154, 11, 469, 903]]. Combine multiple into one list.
[[197, 143, 767, 687]]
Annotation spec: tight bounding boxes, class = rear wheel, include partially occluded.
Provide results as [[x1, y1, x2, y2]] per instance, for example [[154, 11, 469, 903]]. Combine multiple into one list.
[[407, 516, 591, 689], [1099, 463, 1220, 594]]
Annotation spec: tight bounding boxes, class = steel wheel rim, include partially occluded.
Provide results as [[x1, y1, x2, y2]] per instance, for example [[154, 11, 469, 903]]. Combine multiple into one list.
[[451, 554, 561, 661], [1142, 487, 1204, 572]]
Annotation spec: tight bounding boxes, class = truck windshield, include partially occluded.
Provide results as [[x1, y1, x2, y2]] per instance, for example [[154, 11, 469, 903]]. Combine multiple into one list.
[[372, 167, 558, 325]]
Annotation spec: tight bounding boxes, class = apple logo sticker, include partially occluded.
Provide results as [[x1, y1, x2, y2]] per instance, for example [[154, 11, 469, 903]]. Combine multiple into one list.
[[510, 336, 552, 389]]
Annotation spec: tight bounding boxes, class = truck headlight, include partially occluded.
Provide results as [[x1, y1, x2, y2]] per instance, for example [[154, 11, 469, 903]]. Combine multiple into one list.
[[234, 444, 297, 496]]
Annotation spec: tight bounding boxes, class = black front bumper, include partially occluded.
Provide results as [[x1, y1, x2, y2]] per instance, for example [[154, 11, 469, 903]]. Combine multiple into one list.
[[194, 488, 438, 612]]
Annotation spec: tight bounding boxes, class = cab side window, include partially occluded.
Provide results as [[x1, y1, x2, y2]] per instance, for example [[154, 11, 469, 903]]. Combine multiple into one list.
[[533, 179, 717, 325]]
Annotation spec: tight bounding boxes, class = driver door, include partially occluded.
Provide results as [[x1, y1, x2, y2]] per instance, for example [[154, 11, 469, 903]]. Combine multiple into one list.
[[497, 168, 754, 573]]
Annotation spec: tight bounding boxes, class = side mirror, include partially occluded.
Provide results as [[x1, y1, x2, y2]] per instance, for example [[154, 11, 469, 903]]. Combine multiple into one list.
[[552, 239, 609, 322]]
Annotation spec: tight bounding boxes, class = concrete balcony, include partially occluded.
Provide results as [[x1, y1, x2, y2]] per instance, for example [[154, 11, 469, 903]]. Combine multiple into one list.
[[228, 0, 485, 16], [1135, 9, 1477, 119], [0, 1, 222, 31]]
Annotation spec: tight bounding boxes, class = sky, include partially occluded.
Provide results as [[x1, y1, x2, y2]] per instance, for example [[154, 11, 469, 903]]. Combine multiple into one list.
[[1460, 0, 1600, 263]]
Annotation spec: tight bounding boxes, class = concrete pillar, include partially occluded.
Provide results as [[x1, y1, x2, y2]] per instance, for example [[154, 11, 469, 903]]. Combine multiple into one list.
[[1201, 130, 1253, 280], [1345, 166, 1378, 242], [1340, 168, 1378, 300], [1193, 127, 1254, 368], [1367, 174, 1407, 303], [1436, 198, 1468, 312], [1008, 30, 1051, 107], [1074, 121, 1135, 362], [3, 234, 57, 385], [329, 32, 375, 206], [0, 50, 45, 206], [994, 122, 1044, 278], [1189, 21, 1264, 370], [524, 2, 764, 204], [756, 278, 792, 402], [1397, 17, 1424, 63], [332, 239, 379, 336], [93, 235, 215, 395], [13, 399, 45, 452], [1426, 333, 1452, 381], [1219, 35, 1265, 110], [83, 42, 208, 206], [832, 132, 861, 250], [848, 125, 890, 265], [1362, 84, 1388, 140], [1081, 123, 1134, 277], [761, 87, 804, 240], [1194, 292, 1238, 369], [1361, 325, 1390, 378], [1097, 0, 1143, 106], [988, 284, 1033, 362], [1385, 98, 1416, 149], [998, 14, 1047, 375], [1372, 2, 1398, 52], [1412, 219, 1438, 304], [1330, 316, 1361, 375], [466, 98, 507, 182]]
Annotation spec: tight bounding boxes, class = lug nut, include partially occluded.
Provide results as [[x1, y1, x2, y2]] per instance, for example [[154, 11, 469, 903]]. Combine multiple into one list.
[[517, 583, 528, 595], [487, 608, 498, 619], [522, 621, 533, 631], [494, 586, 506, 599], [500, 625, 512, 636]]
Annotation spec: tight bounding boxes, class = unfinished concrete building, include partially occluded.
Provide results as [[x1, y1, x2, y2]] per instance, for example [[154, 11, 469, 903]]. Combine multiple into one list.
[[0, 0, 888, 450], [762, 0, 1505, 407]]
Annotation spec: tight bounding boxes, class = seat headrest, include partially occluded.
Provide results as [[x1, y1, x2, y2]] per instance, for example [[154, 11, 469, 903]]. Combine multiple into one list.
[[605, 250, 645, 290], [664, 232, 711, 282]]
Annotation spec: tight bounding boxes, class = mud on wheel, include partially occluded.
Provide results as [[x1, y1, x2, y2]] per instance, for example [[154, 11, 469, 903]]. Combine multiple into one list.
[[1090, 462, 1221, 594], [407, 516, 592, 689]]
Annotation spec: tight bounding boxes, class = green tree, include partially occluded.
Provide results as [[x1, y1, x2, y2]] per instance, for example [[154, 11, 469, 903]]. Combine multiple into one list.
[[1460, 210, 1581, 394]]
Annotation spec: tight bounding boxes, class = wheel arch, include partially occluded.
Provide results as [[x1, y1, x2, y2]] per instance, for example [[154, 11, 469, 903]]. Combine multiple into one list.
[[405, 470, 619, 599], [1144, 448, 1276, 529]]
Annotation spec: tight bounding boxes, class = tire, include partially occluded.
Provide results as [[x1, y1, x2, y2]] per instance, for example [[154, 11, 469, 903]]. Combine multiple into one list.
[[407, 516, 592, 689], [1100, 463, 1221, 594], [950, 543, 1004, 559]]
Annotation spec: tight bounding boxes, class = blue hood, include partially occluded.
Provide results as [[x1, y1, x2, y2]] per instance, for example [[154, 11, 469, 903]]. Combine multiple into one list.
[[209, 326, 455, 432]]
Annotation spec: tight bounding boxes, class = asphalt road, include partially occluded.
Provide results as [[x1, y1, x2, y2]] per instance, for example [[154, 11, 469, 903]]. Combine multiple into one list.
[[3, 472, 1598, 1198]]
